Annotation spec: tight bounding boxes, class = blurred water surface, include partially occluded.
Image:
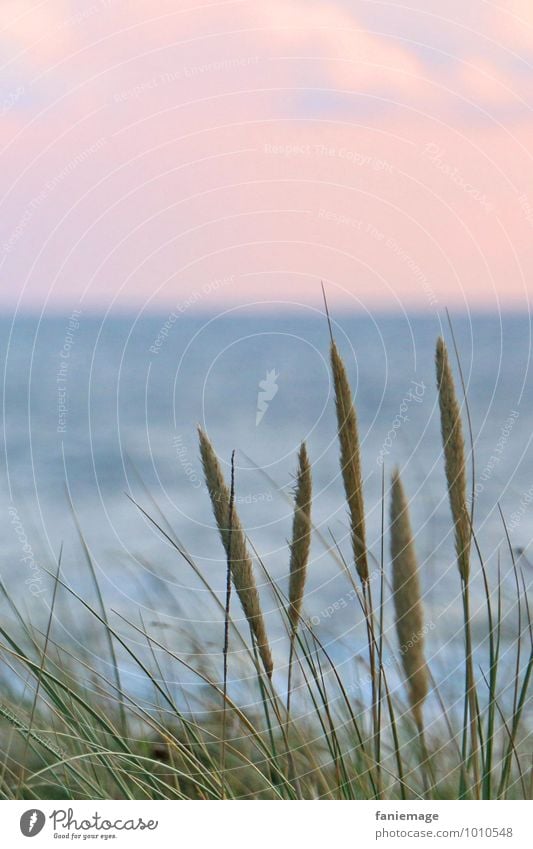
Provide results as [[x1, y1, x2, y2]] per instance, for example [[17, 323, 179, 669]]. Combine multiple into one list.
[[0, 311, 531, 702]]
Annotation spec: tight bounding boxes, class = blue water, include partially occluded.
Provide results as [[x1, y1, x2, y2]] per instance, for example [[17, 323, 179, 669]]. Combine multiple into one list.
[[0, 311, 531, 704]]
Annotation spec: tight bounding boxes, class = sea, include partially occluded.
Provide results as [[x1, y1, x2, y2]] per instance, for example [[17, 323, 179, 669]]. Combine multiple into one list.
[[1, 310, 531, 709]]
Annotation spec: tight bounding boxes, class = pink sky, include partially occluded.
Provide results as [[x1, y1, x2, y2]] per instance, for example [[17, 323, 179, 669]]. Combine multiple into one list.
[[1, 0, 533, 313]]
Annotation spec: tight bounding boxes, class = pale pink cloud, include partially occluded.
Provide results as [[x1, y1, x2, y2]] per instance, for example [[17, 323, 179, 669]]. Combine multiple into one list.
[[248, 0, 424, 94], [454, 58, 525, 108], [489, 0, 533, 51], [0, 1, 532, 313], [0, 0, 73, 65]]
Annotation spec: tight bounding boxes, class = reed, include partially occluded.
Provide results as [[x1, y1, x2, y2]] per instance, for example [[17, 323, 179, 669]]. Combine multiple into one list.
[[287, 442, 312, 638], [285, 443, 312, 788], [435, 337, 480, 797], [198, 427, 274, 679], [390, 469, 428, 732], [435, 337, 471, 581], [330, 336, 383, 795], [330, 340, 368, 583]]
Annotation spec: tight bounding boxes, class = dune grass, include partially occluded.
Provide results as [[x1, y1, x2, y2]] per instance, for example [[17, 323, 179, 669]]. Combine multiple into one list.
[[0, 330, 531, 801]]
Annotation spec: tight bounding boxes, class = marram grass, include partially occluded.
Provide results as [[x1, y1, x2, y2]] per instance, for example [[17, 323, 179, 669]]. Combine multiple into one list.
[[435, 337, 480, 797], [198, 426, 274, 680], [330, 339, 368, 584], [0, 331, 530, 802], [288, 442, 312, 639], [435, 336, 471, 582], [390, 468, 428, 733]]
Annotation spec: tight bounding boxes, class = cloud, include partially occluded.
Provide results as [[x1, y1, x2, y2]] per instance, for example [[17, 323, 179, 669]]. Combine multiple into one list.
[[3, 0, 532, 120], [251, 0, 424, 94], [491, 0, 533, 53], [0, 1, 71, 62], [1, 1, 533, 312], [453, 58, 524, 110]]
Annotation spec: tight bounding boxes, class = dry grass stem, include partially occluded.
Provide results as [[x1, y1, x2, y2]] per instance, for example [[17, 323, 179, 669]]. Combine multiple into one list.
[[435, 337, 471, 581], [330, 340, 368, 582], [198, 427, 273, 678], [288, 442, 312, 637], [390, 469, 428, 730]]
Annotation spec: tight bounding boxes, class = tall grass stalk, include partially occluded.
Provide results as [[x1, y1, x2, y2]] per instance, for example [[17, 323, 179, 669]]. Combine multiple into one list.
[[198, 427, 274, 680], [390, 469, 429, 734], [220, 449, 236, 797], [285, 442, 312, 788], [436, 337, 480, 798], [287, 443, 312, 639], [389, 469, 433, 794], [330, 340, 368, 584], [329, 330, 381, 794]]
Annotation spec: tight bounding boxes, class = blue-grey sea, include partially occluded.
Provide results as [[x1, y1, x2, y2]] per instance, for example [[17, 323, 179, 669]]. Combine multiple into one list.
[[1, 311, 531, 706]]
